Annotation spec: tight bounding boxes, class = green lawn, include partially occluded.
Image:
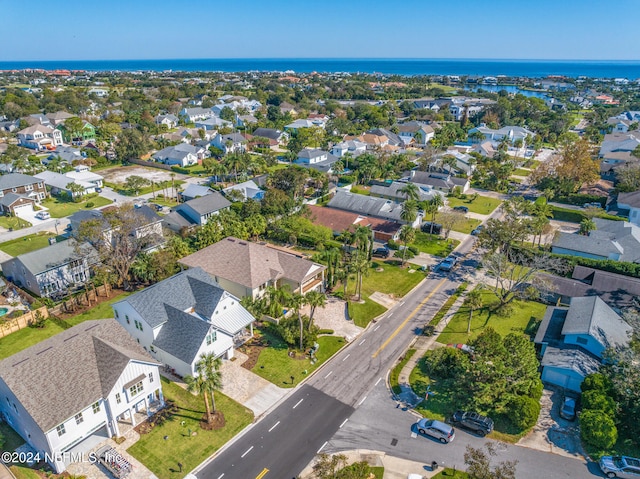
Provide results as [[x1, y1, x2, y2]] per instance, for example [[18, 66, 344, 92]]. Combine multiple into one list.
[[357, 260, 425, 298], [9, 467, 41, 479], [251, 328, 346, 387], [0, 421, 25, 451], [412, 232, 459, 257], [266, 163, 290, 173], [106, 180, 185, 197], [149, 196, 180, 207], [0, 291, 132, 360], [0, 216, 31, 230], [371, 467, 385, 479], [350, 185, 371, 196], [436, 290, 547, 345], [512, 168, 531, 176], [435, 213, 482, 234], [349, 298, 387, 327], [390, 349, 416, 394], [0, 232, 62, 256], [41, 195, 112, 218], [446, 195, 502, 215], [433, 469, 469, 478], [127, 377, 253, 479]]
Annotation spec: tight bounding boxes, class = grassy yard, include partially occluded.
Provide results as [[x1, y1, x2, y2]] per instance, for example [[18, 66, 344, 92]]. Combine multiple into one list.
[[0, 232, 62, 256], [41, 195, 112, 218], [149, 196, 180, 207], [435, 213, 482, 234], [512, 168, 532, 176], [127, 377, 253, 479], [350, 185, 371, 196], [390, 349, 416, 394], [436, 289, 547, 345], [0, 216, 31, 230], [412, 232, 459, 257], [349, 298, 387, 327], [106, 180, 185, 197], [0, 291, 132, 360], [434, 469, 469, 478], [357, 260, 425, 298], [251, 327, 346, 387], [446, 195, 502, 215], [9, 467, 41, 479]]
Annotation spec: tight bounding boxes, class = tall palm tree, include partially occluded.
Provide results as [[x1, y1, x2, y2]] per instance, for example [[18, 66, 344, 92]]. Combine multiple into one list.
[[464, 288, 483, 334], [399, 225, 416, 267], [290, 292, 306, 350], [322, 247, 341, 289], [353, 225, 372, 258], [265, 285, 292, 319], [399, 182, 420, 201], [400, 200, 418, 225], [352, 251, 371, 301], [305, 291, 327, 331], [184, 354, 223, 425]]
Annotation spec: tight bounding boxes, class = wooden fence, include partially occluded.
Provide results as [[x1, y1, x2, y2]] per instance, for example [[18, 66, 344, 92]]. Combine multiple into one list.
[[128, 158, 173, 171], [0, 306, 50, 339]]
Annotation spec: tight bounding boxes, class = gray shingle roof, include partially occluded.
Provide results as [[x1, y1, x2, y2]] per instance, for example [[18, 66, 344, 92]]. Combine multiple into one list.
[[0, 173, 40, 191], [562, 296, 631, 351], [179, 191, 231, 215], [252, 128, 284, 141], [617, 190, 640, 209], [541, 346, 600, 377], [327, 189, 408, 222], [3, 239, 98, 275], [552, 232, 623, 258], [0, 319, 157, 432], [0, 193, 33, 208], [152, 304, 213, 364]]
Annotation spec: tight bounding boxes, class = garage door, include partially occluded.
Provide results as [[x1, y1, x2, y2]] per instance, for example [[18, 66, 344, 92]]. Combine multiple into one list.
[[542, 368, 582, 392], [12, 203, 33, 213]]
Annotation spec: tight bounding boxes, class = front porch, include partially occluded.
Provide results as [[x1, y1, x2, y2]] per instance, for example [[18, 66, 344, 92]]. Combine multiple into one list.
[[113, 390, 164, 437]]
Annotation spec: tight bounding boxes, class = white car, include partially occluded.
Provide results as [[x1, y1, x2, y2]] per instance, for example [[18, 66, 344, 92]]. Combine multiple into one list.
[[35, 211, 51, 220]]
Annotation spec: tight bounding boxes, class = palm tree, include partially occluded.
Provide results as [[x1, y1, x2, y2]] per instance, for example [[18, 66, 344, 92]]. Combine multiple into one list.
[[399, 182, 420, 201], [351, 251, 371, 301], [305, 290, 327, 331], [184, 354, 222, 425], [579, 218, 596, 236], [399, 225, 416, 267], [464, 288, 483, 334], [223, 152, 247, 183], [170, 173, 176, 200], [400, 200, 418, 225], [264, 285, 292, 319], [322, 247, 341, 289], [290, 292, 307, 350], [353, 225, 372, 258]]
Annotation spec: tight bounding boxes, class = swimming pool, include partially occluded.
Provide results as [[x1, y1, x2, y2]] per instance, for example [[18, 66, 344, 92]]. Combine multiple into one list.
[[0, 307, 8, 317]]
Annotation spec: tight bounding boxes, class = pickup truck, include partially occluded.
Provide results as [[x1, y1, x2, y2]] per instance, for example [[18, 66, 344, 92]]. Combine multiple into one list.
[[450, 410, 494, 436]]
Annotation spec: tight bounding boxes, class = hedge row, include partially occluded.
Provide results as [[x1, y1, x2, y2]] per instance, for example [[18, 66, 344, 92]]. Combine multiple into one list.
[[554, 194, 606, 207], [550, 205, 624, 224]]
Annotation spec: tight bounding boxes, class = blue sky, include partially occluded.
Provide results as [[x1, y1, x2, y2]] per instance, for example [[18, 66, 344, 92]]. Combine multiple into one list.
[[1, 0, 639, 61]]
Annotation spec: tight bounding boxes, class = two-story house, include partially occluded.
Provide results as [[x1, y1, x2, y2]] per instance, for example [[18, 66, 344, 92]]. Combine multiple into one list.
[[616, 190, 640, 226], [331, 140, 367, 159], [0, 319, 164, 473], [0, 173, 48, 215], [294, 148, 341, 173], [397, 121, 435, 145], [17, 124, 63, 150], [155, 113, 179, 129], [153, 144, 199, 167], [1, 239, 98, 298], [534, 296, 631, 392], [211, 132, 247, 155], [179, 107, 215, 123], [112, 267, 256, 377], [178, 237, 326, 300], [171, 192, 231, 227]]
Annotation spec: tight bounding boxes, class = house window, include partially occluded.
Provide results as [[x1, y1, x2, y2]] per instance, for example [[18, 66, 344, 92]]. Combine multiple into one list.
[[92, 402, 100, 414], [150, 345, 156, 353], [129, 381, 144, 397], [56, 424, 66, 436], [75, 413, 84, 425], [25, 184, 33, 191], [134, 320, 144, 331], [115, 393, 121, 404], [148, 372, 153, 383], [125, 315, 130, 324], [114, 310, 119, 318], [576, 336, 588, 345], [206, 331, 217, 345]]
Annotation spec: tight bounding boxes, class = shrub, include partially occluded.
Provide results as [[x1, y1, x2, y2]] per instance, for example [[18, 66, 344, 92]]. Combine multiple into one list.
[[580, 409, 618, 449], [85, 202, 95, 208], [317, 329, 334, 335], [394, 249, 415, 260], [582, 390, 616, 417], [507, 396, 540, 430], [581, 373, 612, 394], [387, 239, 399, 250], [528, 379, 544, 400]]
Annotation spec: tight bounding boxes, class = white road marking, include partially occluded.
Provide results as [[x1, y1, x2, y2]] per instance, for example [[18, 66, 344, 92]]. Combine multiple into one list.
[[374, 325, 380, 331], [342, 354, 350, 361], [399, 301, 405, 306], [268, 421, 280, 432], [324, 371, 333, 379], [317, 441, 328, 453], [340, 418, 349, 428], [388, 312, 394, 318], [293, 398, 304, 409], [358, 395, 368, 406], [241, 446, 253, 458], [359, 339, 366, 346], [375, 377, 382, 386], [217, 474, 225, 479]]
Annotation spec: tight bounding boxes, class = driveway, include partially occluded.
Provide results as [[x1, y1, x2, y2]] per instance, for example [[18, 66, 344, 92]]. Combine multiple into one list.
[[517, 388, 584, 460], [301, 296, 362, 342]]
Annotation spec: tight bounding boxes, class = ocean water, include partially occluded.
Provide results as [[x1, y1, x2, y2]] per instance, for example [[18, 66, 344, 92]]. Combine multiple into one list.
[[1, 58, 639, 78]]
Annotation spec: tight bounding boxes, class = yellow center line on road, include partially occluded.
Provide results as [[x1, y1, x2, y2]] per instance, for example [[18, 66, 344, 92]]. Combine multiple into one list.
[[372, 278, 448, 359], [255, 467, 269, 479]]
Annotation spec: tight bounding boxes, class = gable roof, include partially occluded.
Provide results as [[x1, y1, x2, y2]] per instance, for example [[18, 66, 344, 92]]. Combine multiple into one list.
[[251, 128, 285, 141], [0, 319, 157, 432], [0, 173, 41, 190], [617, 190, 640, 209], [152, 304, 214, 364], [0, 193, 35, 208], [179, 191, 231, 215], [327, 189, 409, 222], [181, 183, 213, 199], [562, 296, 631, 351], [4, 239, 98, 275], [154, 143, 198, 161], [178, 237, 324, 289], [540, 346, 601, 377]]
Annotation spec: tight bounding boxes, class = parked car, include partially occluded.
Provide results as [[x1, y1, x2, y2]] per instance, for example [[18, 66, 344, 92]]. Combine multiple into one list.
[[600, 455, 640, 478], [583, 202, 602, 209], [95, 187, 102, 193], [35, 211, 50, 220], [453, 206, 469, 213], [372, 247, 390, 258], [439, 255, 458, 272], [559, 396, 576, 421], [450, 410, 494, 436], [421, 222, 442, 235], [471, 225, 484, 236], [415, 418, 455, 444]]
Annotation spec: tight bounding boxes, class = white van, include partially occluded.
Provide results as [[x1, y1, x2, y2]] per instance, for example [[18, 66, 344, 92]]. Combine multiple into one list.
[[35, 211, 50, 220]]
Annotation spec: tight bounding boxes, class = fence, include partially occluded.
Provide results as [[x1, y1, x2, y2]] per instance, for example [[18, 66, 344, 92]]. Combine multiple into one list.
[[0, 306, 50, 339], [127, 158, 174, 171]]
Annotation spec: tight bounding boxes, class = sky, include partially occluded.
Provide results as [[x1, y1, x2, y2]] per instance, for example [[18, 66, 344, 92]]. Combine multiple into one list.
[[1, 0, 639, 61]]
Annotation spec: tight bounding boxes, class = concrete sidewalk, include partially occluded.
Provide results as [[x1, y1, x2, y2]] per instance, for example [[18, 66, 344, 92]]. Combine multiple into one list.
[[299, 449, 444, 478]]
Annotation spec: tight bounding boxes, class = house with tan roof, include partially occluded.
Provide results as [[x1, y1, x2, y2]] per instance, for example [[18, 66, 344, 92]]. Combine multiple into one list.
[[178, 237, 326, 299], [17, 124, 63, 150], [0, 319, 164, 473]]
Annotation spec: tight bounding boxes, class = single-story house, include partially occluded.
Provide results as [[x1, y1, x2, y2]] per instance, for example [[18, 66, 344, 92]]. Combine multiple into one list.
[[179, 237, 325, 300], [179, 184, 214, 202], [370, 181, 442, 203], [222, 180, 264, 201], [534, 296, 631, 392], [403, 171, 470, 194], [172, 192, 231, 227], [307, 205, 401, 242], [112, 267, 256, 377], [327, 189, 423, 227], [0, 319, 164, 473]]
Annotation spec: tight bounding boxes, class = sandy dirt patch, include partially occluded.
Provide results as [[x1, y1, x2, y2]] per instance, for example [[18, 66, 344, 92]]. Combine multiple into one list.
[[100, 166, 186, 184]]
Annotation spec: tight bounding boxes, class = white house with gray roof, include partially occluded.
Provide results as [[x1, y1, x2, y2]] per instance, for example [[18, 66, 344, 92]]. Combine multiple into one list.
[[153, 144, 199, 167], [617, 190, 640, 226], [172, 191, 231, 227], [534, 296, 631, 391], [0, 319, 164, 473], [179, 107, 215, 123], [294, 148, 341, 173], [112, 268, 255, 377], [1, 239, 98, 298]]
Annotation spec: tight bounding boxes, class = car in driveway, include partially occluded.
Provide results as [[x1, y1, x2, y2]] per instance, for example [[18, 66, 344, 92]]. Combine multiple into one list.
[[439, 255, 458, 272], [471, 225, 484, 236], [559, 396, 576, 421], [415, 418, 455, 444], [600, 455, 640, 478], [450, 410, 493, 436], [35, 211, 50, 220], [453, 205, 469, 213], [372, 247, 390, 258]]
